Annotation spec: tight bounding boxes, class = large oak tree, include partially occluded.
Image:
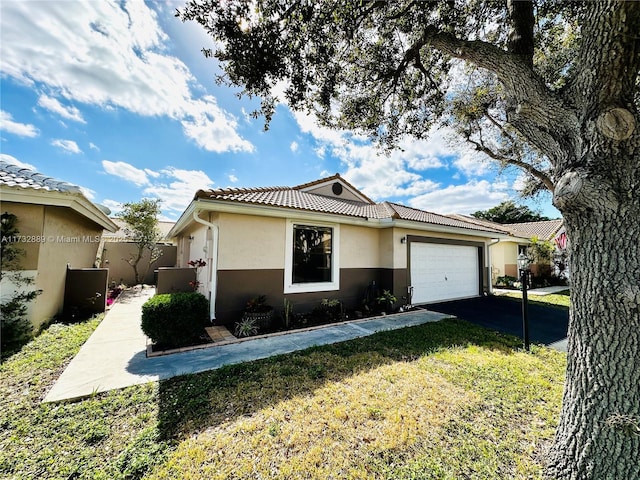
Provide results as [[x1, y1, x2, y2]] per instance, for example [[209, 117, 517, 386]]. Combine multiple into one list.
[[178, 1, 640, 478]]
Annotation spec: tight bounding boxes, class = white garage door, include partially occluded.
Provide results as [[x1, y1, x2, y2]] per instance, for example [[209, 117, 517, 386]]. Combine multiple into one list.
[[410, 243, 480, 304]]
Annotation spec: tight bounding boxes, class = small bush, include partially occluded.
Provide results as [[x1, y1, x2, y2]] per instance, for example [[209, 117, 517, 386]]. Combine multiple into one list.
[[141, 292, 209, 347]]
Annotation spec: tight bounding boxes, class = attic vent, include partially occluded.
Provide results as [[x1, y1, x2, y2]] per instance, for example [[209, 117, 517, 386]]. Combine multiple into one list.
[[332, 182, 343, 195]]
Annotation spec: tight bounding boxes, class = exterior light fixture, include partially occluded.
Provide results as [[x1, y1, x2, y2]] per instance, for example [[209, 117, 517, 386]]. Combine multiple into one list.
[[400, 236, 407, 244], [517, 252, 531, 351]]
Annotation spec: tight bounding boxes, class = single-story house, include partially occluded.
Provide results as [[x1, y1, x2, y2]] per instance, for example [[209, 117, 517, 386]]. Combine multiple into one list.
[[0, 160, 117, 329], [167, 174, 511, 325], [450, 215, 567, 284], [99, 218, 177, 286]]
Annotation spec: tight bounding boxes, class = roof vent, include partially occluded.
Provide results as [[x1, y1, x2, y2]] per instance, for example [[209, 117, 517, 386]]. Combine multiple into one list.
[[332, 182, 343, 195]]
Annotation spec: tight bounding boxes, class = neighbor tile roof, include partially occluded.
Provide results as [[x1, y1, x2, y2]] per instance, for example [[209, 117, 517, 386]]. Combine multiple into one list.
[[0, 160, 82, 193], [447, 214, 513, 234], [503, 219, 564, 240], [195, 185, 507, 234]]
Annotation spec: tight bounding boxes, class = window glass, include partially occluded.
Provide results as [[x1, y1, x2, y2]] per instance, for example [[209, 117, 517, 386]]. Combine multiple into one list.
[[292, 225, 332, 284]]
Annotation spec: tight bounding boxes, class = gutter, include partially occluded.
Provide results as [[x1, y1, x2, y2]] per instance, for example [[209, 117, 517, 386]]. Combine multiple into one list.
[[192, 209, 218, 321]]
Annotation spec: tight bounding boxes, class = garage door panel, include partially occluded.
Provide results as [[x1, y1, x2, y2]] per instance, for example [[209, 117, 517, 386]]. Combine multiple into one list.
[[410, 243, 479, 304]]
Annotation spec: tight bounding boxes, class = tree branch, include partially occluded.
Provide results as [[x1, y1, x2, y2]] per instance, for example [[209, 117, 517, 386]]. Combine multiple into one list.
[[421, 26, 580, 165], [465, 136, 555, 192]]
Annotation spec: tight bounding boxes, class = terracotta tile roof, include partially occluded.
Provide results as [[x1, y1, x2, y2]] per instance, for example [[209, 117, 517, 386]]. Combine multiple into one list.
[[447, 214, 513, 234], [387, 203, 506, 232], [0, 160, 82, 193], [503, 219, 564, 240], [195, 184, 506, 234]]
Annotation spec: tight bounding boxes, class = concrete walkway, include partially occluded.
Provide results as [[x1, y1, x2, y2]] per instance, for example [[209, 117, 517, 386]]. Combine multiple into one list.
[[44, 287, 449, 402]]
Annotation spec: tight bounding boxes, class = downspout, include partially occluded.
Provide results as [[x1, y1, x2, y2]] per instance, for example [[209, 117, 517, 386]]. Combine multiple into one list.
[[192, 209, 218, 321], [487, 238, 501, 295]]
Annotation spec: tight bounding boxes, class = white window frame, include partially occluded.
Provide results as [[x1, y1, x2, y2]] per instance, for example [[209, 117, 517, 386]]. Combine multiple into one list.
[[284, 219, 340, 294]]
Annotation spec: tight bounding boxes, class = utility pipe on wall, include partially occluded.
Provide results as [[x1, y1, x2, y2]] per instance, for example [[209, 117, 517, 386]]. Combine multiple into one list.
[[192, 209, 218, 321]]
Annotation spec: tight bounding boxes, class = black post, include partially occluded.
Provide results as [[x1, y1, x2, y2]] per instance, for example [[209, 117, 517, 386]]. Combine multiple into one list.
[[521, 268, 530, 351]]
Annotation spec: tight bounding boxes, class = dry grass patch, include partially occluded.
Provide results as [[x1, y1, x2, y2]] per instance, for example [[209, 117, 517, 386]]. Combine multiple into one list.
[[149, 335, 565, 480], [2, 317, 565, 479], [151, 360, 473, 479]]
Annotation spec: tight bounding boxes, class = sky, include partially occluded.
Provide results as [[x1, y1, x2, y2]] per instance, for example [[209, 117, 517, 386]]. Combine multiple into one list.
[[0, 0, 560, 222]]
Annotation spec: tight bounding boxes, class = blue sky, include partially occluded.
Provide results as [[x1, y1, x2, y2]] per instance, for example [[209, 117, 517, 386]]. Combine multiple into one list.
[[0, 0, 559, 221]]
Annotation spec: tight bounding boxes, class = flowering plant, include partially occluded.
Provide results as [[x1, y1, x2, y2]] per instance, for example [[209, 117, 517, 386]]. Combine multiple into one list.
[[188, 258, 206, 291]]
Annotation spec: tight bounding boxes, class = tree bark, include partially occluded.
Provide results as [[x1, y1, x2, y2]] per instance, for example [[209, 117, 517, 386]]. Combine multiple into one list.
[[435, 2, 640, 476], [546, 195, 640, 479]]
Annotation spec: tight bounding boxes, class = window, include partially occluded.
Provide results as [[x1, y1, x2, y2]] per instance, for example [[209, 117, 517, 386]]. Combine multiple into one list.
[[284, 221, 339, 293]]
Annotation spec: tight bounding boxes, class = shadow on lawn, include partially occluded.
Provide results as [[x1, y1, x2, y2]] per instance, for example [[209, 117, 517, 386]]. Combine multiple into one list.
[[155, 318, 521, 441]]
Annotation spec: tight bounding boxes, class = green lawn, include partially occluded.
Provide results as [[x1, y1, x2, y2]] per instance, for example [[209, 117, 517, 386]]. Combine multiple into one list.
[[1, 311, 567, 479], [499, 289, 571, 308]]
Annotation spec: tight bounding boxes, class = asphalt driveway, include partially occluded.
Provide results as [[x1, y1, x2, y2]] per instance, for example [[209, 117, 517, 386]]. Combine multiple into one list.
[[427, 295, 569, 347]]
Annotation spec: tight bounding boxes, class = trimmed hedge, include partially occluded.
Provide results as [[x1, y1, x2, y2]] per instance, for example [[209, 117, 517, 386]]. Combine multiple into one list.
[[141, 292, 209, 347]]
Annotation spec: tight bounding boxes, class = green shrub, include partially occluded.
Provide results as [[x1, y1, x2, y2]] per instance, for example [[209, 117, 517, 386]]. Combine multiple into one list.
[[141, 292, 209, 347]]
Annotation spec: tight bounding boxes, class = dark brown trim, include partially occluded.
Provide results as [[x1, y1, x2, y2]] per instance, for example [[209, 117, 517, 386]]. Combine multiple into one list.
[[215, 267, 403, 325]]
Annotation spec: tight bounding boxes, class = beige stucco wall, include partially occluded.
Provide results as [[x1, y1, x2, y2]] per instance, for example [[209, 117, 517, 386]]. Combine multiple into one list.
[[29, 206, 104, 328], [101, 243, 177, 285], [305, 184, 363, 202], [217, 213, 286, 270], [1, 202, 44, 270], [340, 224, 379, 268], [180, 214, 497, 273], [489, 241, 508, 282], [493, 240, 522, 279]]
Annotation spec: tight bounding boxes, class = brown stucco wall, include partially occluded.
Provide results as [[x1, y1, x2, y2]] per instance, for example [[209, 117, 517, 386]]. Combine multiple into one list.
[[64, 268, 109, 317], [156, 267, 196, 294], [214, 267, 395, 326], [101, 243, 177, 285]]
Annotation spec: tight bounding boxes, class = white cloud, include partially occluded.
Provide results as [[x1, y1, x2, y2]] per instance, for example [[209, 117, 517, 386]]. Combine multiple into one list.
[[290, 141, 299, 153], [51, 139, 82, 154], [37, 94, 85, 123], [0, 153, 37, 170], [408, 180, 510, 215], [291, 110, 451, 200], [228, 174, 238, 183], [144, 168, 161, 178], [100, 161, 215, 214], [144, 167, 214, 213], [453, 148, 492, 177], [89, 142, 100, 151], [102, 160, 149, 186], [180, 97, 254, 153], [0, 0, 253, 153], [102, 199, 124, 215], [0, 110, 39, 137], [79, 186, 96, 200]]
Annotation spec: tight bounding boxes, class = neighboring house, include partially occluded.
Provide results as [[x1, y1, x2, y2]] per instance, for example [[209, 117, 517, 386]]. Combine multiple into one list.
[[0, 161, 117, 329], [167, 174, 510, 325], [99, 218, 177, 286], [451, 215, 566, 284], [503, 219, 567, 278]]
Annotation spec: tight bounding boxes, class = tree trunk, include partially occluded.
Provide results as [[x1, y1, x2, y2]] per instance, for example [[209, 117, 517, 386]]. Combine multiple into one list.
[[547, 157, 640, 478]]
